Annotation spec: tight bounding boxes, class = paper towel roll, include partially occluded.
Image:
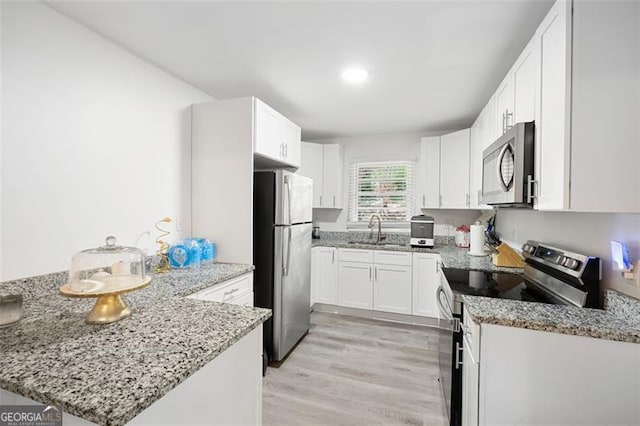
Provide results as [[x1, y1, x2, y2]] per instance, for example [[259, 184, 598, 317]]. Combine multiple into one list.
[[469, 224, 485, 255]]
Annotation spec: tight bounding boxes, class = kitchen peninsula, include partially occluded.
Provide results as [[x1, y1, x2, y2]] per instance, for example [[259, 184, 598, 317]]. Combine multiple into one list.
[[0, 264, 270, 426]]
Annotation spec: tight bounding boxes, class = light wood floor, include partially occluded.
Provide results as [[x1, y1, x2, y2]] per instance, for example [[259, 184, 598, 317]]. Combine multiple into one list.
[[263, 311, 448, 426]]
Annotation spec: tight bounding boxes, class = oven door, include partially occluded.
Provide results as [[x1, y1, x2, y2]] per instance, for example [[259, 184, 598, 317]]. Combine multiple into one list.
[[437, 281, 462, 426]]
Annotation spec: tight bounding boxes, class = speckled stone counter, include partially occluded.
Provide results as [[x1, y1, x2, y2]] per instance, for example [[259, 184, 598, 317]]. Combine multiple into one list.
[[462, 290, 640, 344], [312, 238, 521, 273], [0, 263, 271, 426]]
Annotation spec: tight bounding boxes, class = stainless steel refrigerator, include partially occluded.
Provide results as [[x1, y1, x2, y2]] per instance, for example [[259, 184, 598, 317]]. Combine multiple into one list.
[[253, 170, 312, 362]]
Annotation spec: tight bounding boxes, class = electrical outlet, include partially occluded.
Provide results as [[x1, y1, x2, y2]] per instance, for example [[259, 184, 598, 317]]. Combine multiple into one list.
[[175, 216, 185, 232]]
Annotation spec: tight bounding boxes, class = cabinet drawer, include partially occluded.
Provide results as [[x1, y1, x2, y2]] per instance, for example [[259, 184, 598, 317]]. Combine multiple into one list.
[[338, 248, 373, 263], [228, 291, 254, 307], [463, 305, 481, 362], [188, 273, 253, 303], [374, 250, 412, 266]]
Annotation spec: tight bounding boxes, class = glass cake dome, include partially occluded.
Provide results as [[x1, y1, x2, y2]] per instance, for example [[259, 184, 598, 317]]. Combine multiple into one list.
[[68, 236, 148, 294]]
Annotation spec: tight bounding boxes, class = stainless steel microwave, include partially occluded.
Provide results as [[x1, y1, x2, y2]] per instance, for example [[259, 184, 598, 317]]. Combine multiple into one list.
[[481, 121, 535, 207]]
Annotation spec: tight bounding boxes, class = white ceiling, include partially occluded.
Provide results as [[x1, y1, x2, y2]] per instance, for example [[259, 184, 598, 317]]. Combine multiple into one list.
[[47, 0, 553, 140]]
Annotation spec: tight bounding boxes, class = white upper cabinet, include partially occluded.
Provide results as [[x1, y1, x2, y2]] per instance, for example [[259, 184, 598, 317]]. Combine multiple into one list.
[[254, 100, 282, 160], [282, 119, 302, 167], [469, 116, 485, 209], [254, 99, 301, 168], [472, 0, 640, 212], [322, 144, 344, 209], [495, 75, 515, 136], [419, 136, 441, 209], [535, 0, 571, 210], [440, 129, 471, 209], [298, 142, 343, 209], [569, 0, 640, 212], [512, 38, 538, 124], [299, 142, 324, 207], [418, 131, 471, 210]]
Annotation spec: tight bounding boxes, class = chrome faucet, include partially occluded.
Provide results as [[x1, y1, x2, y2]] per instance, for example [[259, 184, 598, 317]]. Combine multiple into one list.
[[368, 215, 386, 243]]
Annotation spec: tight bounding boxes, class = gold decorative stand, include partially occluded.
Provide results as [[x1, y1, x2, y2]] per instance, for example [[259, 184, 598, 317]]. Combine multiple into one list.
[[60, 276, 151, 324]]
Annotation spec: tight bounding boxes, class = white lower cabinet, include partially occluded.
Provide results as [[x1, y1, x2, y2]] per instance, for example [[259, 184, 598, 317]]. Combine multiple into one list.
[[313, 247, 439, 319], [411, 253, 441, 317], [337, 261, 373, 309], [462, 306, 640, 425], [311, 246, 338, 305], [187, 273, 253, 306], [373, 264, 412, 314]]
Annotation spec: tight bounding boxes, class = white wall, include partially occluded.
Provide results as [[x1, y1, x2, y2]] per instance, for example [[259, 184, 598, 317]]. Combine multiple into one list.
[[1, 2, 214, 280], [308, 131, 481, 234], [495, 210, 640, 299]]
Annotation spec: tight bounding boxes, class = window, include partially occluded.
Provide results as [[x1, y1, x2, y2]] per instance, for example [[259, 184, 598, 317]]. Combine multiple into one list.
[[348, 160, 415, 224]]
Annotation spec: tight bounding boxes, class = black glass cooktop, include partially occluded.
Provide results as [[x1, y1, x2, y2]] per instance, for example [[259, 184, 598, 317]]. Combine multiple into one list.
[[442, 267, 555, 305]]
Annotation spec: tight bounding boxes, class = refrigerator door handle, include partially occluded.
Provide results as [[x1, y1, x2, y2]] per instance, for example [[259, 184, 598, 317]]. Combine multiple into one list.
[[282, 227, 289, 277], [286, 226, 292, 276], [284, 175, 292, 225]]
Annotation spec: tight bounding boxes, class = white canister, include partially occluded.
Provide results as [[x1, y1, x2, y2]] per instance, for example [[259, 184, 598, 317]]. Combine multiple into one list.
[[455, 230, 470, 248]]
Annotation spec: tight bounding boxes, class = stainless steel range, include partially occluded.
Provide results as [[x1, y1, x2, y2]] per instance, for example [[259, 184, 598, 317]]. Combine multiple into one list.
[[436, 240, 601, 426]]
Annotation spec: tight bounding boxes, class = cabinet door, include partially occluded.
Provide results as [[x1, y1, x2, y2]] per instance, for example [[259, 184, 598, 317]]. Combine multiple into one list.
[[314, 247, 338, 305], [495, 75, 515, 136], [338, 261, 373, 309], [482, 96, 497, 149], [421, 137, 441, 208], [462, 339, 479, 426], [513, 38, 538, 124], [254, 100, 282, 161], [440, 129, 470, 209], [373, 264, 412, 314], [299, 142, 324, 208], [322, 144, 344, 209], [468, 117, 483, 209], [535, 0, 571, 210], [282, 118, 301, 167], [411, 253, 440, 317]]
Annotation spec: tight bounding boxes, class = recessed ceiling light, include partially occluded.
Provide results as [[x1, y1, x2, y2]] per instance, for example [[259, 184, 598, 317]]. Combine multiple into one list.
[[341, 68, 369, 84]]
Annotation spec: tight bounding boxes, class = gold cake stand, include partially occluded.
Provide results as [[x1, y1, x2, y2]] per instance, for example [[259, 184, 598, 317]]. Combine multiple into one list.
[[59, 276, 152, 324]]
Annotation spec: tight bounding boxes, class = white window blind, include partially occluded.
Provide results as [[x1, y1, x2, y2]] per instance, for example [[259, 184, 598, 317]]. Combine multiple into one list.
[[348, 161, 415, 223]]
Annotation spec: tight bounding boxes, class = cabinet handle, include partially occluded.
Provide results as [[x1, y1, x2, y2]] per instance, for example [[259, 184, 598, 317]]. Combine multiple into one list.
[[319, 195, 322, 206], [332, 250, 335, 264], [455, 341, 464, 369], [369, 267, 372, 280], [466, 193, 470, 207], [224, 288, 240, 297], [527, 174, 538, 204], [284, 144, 288, 158], [505, 110, 513, 131], [333, 196, 336, 207], [439, 194, 442, 207]]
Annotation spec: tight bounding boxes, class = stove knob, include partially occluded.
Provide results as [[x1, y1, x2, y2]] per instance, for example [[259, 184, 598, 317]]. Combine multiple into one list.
[[566, 258, 580, 270], [558, 256, 568, 265]]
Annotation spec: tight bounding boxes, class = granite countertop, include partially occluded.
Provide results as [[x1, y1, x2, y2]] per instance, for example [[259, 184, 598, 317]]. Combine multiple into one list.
[[462, 290, 640, 344], [0, 263, 271, 426], [312, 238, 522, 274]]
